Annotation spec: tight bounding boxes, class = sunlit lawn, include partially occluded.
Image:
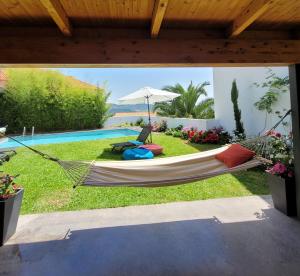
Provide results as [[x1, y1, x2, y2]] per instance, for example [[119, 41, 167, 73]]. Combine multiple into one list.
[[2, 133, 269, 214]]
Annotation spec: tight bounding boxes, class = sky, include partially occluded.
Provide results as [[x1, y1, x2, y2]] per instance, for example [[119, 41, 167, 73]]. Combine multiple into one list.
[[55, 68, 214, 103]]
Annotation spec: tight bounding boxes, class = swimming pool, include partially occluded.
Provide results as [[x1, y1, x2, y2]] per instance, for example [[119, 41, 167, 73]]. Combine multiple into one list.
[[0, 128, 140, 149]]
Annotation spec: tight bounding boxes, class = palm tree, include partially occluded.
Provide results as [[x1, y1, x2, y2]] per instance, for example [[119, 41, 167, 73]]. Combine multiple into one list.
[[194, 98, 214, 119], [153, 81, 213, 118]]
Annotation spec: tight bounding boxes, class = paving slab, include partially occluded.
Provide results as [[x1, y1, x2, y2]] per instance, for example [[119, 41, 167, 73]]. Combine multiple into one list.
[[1, 195, 300, 276]]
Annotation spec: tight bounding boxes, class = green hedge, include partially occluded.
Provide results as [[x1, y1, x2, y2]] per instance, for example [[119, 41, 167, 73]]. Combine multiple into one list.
[[0, 69, 110, 133]]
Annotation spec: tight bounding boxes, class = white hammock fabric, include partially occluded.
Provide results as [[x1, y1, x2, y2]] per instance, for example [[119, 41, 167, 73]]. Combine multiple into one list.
[[82, 146, 263, 187]]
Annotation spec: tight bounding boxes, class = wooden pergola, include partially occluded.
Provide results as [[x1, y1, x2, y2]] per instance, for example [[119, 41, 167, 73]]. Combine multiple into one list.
[[0, 0, 300, 216]]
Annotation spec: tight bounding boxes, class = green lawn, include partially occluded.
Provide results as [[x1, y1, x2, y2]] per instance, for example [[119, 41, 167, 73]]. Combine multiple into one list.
[[2, 133, 269, 214]]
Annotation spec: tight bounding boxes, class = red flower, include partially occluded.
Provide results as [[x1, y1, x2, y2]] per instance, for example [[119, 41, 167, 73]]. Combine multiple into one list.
[[202, 133, 219, 143], [188, 131, 195, 139]]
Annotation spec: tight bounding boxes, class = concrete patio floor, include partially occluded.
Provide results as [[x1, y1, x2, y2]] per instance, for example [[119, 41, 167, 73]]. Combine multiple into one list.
[[1, 195, 300, 276]]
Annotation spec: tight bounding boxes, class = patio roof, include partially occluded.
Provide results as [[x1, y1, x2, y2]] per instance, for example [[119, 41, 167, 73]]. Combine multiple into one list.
[[1, 0, 300, 65]]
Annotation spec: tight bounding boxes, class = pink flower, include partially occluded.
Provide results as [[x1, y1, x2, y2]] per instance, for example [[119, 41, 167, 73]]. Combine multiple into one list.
[[273, 162, 287, 174], [266, 162, 287, 175], [182, 127, 190, 132], [266, 130, 282, 138]]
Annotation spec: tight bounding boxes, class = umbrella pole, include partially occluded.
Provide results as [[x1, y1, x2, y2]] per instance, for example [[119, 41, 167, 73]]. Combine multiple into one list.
[[146, 96, 152, 143]]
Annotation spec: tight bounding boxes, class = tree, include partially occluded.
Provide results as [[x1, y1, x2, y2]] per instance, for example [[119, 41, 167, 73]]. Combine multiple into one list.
[[194, 98, 214, 119], [253, 69, 290, 134], [153, 81, 213, 119], [231, 79, 245, 138], [254, 69, 289, 114]]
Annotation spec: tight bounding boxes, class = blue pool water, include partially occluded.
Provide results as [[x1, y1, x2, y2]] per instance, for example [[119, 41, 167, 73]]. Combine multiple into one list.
[[0, 128, 140, 149]]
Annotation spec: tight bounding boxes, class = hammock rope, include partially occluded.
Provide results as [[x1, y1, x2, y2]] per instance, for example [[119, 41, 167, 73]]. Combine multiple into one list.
[[3, 135, 91, 187], [2, 109, 291, 188], [239, 109, 292, 160]]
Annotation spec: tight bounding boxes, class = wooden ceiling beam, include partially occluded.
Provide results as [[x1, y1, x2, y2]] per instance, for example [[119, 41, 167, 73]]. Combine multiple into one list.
[[228, 0, 278, 38], [1, 31, 300, 65], [151, 0, 169, 38], [40, 0, 72, 36], [0, 27, 293, 40]]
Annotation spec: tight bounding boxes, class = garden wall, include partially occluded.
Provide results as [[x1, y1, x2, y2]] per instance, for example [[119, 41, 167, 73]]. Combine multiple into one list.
[[214, 67, 291, 136], [104, 115, 220, 130]]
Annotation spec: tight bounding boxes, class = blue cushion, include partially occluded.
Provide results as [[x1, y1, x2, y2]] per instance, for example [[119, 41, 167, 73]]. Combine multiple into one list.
[[123, 148, 154, 160], [128, 140, 143, 146]]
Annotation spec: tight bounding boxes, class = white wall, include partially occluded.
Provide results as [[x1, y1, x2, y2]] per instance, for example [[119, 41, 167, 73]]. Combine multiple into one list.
[[104, 115, 220, 131], [213, 67, 291, 136]]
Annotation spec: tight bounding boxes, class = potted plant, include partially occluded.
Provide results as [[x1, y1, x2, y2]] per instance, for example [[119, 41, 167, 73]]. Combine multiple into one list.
[[265, 131, 296, 216], [0, 172, 23, 246]]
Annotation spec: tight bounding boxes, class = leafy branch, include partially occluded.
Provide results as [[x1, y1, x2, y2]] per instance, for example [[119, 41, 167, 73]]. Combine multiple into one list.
[[254, 69, 289, 114]]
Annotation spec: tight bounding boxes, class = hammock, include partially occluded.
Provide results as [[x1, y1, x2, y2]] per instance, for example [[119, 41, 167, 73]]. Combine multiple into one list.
[[1, 109, 291, 188], [83, 146, 264, 187], [2, 132, 269, 188]]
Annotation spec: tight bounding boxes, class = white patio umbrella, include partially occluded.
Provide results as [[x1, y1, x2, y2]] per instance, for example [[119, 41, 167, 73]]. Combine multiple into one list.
[[118, 86, 180, 142]]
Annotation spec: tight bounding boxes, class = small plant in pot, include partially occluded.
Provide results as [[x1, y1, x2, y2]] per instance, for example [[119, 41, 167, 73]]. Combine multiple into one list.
[[0, 172, 23, 246], [265, 132, 296, 216]]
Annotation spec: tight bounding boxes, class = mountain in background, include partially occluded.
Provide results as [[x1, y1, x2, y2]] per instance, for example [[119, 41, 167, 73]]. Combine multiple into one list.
[[109, 103, 153, 114]]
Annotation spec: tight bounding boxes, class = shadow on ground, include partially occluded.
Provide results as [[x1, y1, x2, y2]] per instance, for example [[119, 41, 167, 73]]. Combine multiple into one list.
[[231, 167, 269, 195], [97, 148, 166, 161], [184, 142, 220, 152], [97, 148, 123, 160], [1, 208, 300, 276]]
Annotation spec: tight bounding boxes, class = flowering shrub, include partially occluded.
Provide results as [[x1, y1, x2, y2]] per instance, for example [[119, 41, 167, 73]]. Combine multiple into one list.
[[0, 173, 21, 200], [182, 127, 231, 145], [266, 162, 293, 178], [265, 131, 294, 179], [265, 130, 282, 138], [167, 126, 231, 145], [181, 126, 195, 140]]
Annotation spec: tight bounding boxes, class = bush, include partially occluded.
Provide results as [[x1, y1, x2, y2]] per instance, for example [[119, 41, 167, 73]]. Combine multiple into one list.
[[164, 128, 182, 137], [165, 129, 173, 135], [135, 118, 145, 127], [175, 124, 183, 131], [174, 126, 231, 145], [0, 69, 110, 133], [159, 120, 168, 132], [152, 120, 168, 132], [172, 130, 182, 137]]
